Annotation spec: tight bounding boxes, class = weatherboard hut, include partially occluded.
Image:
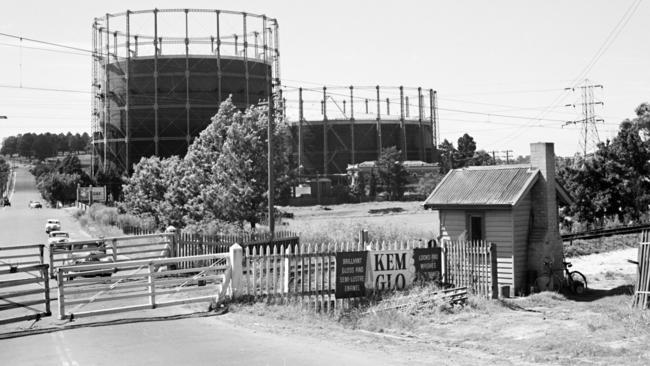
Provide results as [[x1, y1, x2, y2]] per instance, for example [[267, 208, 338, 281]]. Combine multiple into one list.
[[423, 142, 572, 295]]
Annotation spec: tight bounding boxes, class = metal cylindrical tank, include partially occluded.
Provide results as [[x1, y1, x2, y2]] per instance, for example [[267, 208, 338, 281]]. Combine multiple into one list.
[[91, 9, 280, 174], [282, 86, 439, 176]]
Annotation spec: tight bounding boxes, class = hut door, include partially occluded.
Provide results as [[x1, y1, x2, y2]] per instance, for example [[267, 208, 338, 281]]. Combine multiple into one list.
[[468, 214, 484, 242]]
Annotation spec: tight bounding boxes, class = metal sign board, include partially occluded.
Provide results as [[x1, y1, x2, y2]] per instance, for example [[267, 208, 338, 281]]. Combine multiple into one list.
[[335, 251, 367, 299]]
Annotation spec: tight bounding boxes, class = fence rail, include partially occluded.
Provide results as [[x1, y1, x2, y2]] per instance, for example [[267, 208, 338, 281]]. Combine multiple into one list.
[[632, 231, 650, 309], [56, 253, 230, 320], [0, 263, 51, 325], [49, 233, 174, 279], [174, 232, 299, 268], [0, 244, 45, 268]]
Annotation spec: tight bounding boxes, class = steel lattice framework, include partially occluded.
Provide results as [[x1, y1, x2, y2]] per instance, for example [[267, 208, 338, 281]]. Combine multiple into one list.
[[282, 85, 439, 175], [91, 9, 280, 175]]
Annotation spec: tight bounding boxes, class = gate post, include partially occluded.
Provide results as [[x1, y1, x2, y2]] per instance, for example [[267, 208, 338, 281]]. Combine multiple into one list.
[[229, 244, 243, 299], [48, 244, 55, 279], [490, 242, 498, 299], [148, 263, 156, 308], [43, 265, 51, 316], [57, 270, 65, 320]]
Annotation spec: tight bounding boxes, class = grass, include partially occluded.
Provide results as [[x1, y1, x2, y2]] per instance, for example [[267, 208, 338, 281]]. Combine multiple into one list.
[[73, 203, 156, 238], [565, 233, 639, 257], [285, 219, 433, 244]]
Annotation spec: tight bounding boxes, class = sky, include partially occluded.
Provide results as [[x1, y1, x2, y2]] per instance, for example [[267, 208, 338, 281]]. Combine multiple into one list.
[[0, 0, 648, 158]]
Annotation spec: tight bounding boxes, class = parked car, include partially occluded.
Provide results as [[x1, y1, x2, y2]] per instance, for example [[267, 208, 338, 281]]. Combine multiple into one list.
[[28, 201, 43, 209], [1, 196, 10, 206], [48, 231, 70, 247], [45, 219, 61, 234]]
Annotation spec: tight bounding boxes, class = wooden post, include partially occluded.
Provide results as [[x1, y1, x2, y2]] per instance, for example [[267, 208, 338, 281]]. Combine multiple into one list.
[[111, 239, 118, 262], [57, 270, 65, 320], [43, 265, 51, 316], [148, 263, 156, 308], [48, 244, 55, 279], [490, 242, 498, 299], [39, 244, 44, 265], [229, 243, 243, 299]]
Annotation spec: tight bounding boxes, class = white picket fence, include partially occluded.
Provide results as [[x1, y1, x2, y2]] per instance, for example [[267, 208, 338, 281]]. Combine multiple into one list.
[[242, 241, 434, 311]]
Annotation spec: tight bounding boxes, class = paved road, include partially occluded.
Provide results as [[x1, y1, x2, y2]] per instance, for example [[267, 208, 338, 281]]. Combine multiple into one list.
[[0, 316, 400, 366], [0, 163, 90, 247]]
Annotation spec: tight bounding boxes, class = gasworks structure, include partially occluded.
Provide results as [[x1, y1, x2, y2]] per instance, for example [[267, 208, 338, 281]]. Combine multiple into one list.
[[91, 9, 280, 174]]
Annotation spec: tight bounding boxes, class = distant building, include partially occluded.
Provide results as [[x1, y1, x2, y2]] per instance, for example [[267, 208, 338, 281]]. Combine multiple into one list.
[[423, 143, 572, 295]]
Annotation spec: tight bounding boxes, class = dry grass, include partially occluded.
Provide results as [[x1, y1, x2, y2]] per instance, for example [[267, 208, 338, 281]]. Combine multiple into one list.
[[565, 233, 639, 258]]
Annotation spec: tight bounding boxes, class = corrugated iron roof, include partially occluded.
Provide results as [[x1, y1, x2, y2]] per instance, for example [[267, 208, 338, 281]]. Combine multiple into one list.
[[423, 165, 540, 208]]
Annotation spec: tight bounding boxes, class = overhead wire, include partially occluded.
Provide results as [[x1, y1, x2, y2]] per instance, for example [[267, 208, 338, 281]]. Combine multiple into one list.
[[487, 0, 642, 150]]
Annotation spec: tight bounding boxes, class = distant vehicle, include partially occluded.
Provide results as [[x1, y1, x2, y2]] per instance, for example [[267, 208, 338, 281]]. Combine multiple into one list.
[[28, 201, 42, 209], [1, 196, 9, 206], [48, 231, 70, 247], [45, 219, 61, 234], [64, 241, 113, 279]]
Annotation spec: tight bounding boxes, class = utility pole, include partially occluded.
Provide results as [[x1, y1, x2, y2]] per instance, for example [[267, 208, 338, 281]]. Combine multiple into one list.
[[501, 150, 513, 164], [564, 79, 604, 157]]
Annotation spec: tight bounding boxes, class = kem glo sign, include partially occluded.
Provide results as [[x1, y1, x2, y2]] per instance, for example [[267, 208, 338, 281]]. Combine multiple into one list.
[[335, 247, 441, 299]]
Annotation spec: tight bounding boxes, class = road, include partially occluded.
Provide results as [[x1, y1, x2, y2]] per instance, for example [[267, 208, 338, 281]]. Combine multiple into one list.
[[0, 316, 406, 366], [0, 163, 90, 247]]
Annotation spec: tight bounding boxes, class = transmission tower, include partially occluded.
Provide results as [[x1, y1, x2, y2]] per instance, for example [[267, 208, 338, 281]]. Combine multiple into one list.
[[564, 80, 604, 157]]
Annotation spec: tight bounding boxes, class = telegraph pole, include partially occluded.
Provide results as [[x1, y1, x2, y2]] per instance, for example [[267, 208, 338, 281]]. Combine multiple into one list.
[[502, 150, 513, 164], [564, 80, 604, 157]]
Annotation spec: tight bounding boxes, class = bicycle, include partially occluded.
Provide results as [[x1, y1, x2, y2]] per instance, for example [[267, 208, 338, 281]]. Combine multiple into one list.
[[535, 258, 588, 294]]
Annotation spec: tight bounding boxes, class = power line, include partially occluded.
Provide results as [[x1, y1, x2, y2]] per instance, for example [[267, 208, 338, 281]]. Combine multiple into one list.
[[0, 84, 91, 94], [0, 41, 89, 57], [0, 32, 94, 54]]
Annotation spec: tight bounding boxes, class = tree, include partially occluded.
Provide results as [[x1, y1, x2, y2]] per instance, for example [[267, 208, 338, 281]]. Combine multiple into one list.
[[558, 103, 650, 225], [470, 150, 495, 166], [18, 133, 35, 158], [438, 139, 457, 174], [120, 156, 169, 225], [0, 157, 10, 194], [32, 134, 58, 161], [376, 146, 408, 200], [182, 98, 291, 228], [95, 167, 125, 203], [1, 136, 18, 156], [455, 133, 477, 168], [57, 154, 83, 175], [120, 97, 292, 230], [36, 173, 83, 204]]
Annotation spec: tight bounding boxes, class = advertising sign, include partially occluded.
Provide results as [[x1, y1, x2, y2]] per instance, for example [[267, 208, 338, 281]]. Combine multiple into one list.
[[77, 186, 107, 203], [413, 247, 442, 281], [368, 250, 416, 291], [335, 251, 367, 299]]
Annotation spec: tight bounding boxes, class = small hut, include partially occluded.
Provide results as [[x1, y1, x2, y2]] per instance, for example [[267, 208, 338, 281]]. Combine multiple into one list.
[[423, 143, 572, 294]]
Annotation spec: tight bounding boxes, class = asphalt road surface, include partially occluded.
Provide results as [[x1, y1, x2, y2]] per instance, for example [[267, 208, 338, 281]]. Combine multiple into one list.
[[0, 163, 90, 247], [0, 316, 402, 366]]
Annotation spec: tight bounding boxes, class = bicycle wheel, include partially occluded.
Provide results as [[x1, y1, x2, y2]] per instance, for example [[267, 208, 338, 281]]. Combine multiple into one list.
[[569, 271, 588, 294]]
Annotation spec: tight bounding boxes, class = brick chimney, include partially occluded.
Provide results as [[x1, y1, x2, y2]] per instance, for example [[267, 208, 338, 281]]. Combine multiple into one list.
[[527, 142, 563, 277]]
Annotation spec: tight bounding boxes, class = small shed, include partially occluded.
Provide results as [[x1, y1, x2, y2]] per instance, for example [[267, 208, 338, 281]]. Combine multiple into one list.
[[423, 143, 571, 294]]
